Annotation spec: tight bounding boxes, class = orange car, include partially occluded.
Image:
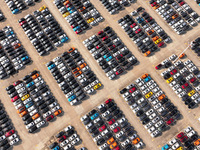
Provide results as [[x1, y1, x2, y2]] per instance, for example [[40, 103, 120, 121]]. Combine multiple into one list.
[[79, 7, 86, 12], [19, 110, 27, 117], [54, 110, 62, 116], [68, 47, 75, 53], [75, 71, 82, 77], [172, 14, 178, 19], [32, 113, 40, 120], [110, 141, 117, 149], [179, 53, 185, 59], [153, 4, 160, 9], [72, 67, 80, 74], [17, 106, 25, 114], [80, 63, 87, 69], [158, 94, 165, 101], [132, 137, 140, 145], [107, 137, 114, 145], [141, 73, 149, 79], [32, 73, 39, 80], [144, 51, 151, 57], [14, 43, 21, 49], [63, 0, 70, 5], [147, 30, 154, 35], [194, 139, 200, 146], [152, 36, 159, 41]]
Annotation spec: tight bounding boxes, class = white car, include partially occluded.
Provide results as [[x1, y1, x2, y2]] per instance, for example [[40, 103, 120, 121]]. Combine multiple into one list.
[[169, 54, 177, 61], [71, 138, 80, 145], [168, 138, 177, 145], [144, 122, 153, 129], [69, 133, 77, 141], [184, 126, 193, 134], [101, 129, 109, 136], [10, 137, 20, 145], [147, 80, 155, 86], [99, 143, 108, 150], [172, 142, 180, 149], [110, 123, 119, 130], [150, 130, 160, 137], [155, 120, 164, 128], [169, 81, 177, 87], [60, 139, 69, 147], [93, 135, 102, 142], [137, 98, 145, 104], [135, 141, 144, 149], [152, 117, 160, 124], [152, 87, 160, 93], [187, 130, 196, 138], [64, 125, 73, 132], [135, 78, 142, 83], [26, 122, 35, 129], [43, 111, 52, 118], [154, 103, 162, 110], [34, 117, 42, 124], [102, 110, 110, 118], [0, 135, 6, 142], [151, 99, 159, 106], [149, 113, 156, 120], [63, 144, 72, 150], [36, 121, 46, 128], [191, 93, 199, 100], [175, 88, 183, 94], [116, 131, 124, 138], [121, 139, 130, 147], [178, 91, 186, 98], [146, 109, 154, 116]]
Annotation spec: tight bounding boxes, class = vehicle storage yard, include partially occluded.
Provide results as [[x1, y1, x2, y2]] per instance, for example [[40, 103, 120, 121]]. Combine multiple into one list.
[[1, 0, 200, 150]]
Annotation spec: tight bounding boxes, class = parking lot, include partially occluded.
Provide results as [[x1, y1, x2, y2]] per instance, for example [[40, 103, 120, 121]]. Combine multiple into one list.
[[1, 0, 200, 150]]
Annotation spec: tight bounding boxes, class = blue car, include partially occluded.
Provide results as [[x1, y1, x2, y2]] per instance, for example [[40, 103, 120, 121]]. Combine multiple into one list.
[[61, 37, 68, 43], [22, 56, 29, 61], [26, 81, 34, 88], [106, 56, 112, 62], [103, 53, 111, 59], [144, 76, 151, 82], [137, 17, 144, 23], [91, 113, 99, 120], [48, 64, 56, 70], [12, 9, 19, 14], [69, 9, 76, 14], [73, 26, 80, 31], [67, 6, 75, 11], [162, 144, 169, 150], [68, 95, 76, 102], [25, 101, 34, 109], [53, 146, 60, 150]]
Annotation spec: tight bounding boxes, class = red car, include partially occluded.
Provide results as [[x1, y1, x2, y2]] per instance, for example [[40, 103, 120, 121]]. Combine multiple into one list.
[[176, 132, 184, 138], [155, 64, 162, 70], [158, 42, 164, 47], [130, 23, 137, 28], [146, 17, 152, 23], [108, 119, 115, 125], [181, 83, 189, 89], [13, 80, 22, 86], [166, 118, 174, 125], [102, 36, 108, 41], [151, 2, 157, 7], [129, 87, 136, 93], [135, 29, 141, 34], [20, 21, 26, 26], [99, 125, 106, 132], [11, 95, 19, 102], [170, 69, 177, 75], [113, 127, 121, 133], [98, 31, 103, 35], [190, 77, 196, 83], [75, 29, 82, 34], [105, 99, 112, 104], [179, 1, 185, 6], [5, 130, 15, 137], [46, 115, 54, 121], [116, 68, 123, 75], [59, 135, 67, 143], [180, 136, 188, 142], [66, 3, 72, 8], [113, 146, 120, 150]]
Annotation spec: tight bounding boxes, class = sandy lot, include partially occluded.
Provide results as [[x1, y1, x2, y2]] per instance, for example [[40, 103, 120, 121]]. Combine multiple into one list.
[[0, 0, 200, 149]]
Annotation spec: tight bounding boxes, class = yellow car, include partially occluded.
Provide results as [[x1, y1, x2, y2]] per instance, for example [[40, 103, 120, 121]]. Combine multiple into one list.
[[21, 94, 29, 101], [39, 6, 46, 12], [62, 12, 70, 17], [87, 18, 94, 24], [94, 83, 101, 90], [154, 38, 162, 44], [145, 92, 153, 99], [166, 77, 174, 83], [177, 146, 183, 150], [188, 90, 196, 97]]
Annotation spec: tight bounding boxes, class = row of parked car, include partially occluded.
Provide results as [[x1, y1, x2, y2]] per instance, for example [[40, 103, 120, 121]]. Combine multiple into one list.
[[0, 101, 20, 150], [162, 126, 200, 150], [120, 73, 181, 138], [4, 0, 40, 14], [98, 0, 134, 15], [83, 26, 138, 79], [157, 54, 200, 109], [47, 48, 102, 106], [0, 26, 31, 79], [118, 14, 160, 57], [19, 6, 68, 56], [150, 0, 200, 34], [6, 70, 62, 133], [0, 10, 5, 21], [131, 7, 171, 44], [49, 125, 82, 150], [191, 37, 200, 56], [81, 99, 144, 150]]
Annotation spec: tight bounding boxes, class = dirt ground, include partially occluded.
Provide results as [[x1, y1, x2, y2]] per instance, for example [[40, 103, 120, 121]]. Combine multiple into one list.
[[0, 0, 200, 150]]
